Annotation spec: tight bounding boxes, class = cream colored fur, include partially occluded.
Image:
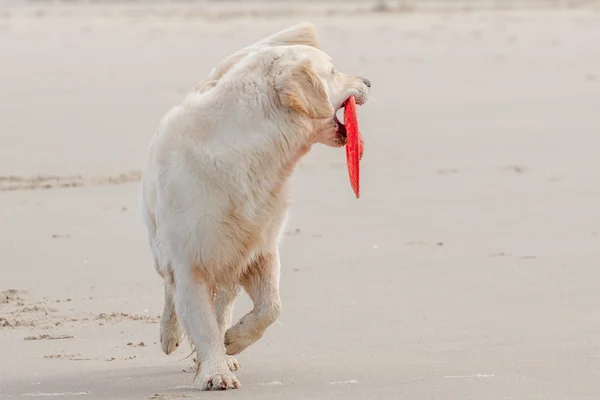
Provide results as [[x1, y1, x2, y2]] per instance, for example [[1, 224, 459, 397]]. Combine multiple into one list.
[[140, 23, 370, 391]]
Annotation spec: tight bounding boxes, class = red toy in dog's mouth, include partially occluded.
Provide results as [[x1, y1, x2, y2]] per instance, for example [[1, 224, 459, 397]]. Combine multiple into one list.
[[334, 96, 363, 199], [334, 101, 364, 153]]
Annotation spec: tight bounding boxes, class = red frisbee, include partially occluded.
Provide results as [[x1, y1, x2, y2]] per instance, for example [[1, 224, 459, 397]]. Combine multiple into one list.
[[344, 96, 363, 198]]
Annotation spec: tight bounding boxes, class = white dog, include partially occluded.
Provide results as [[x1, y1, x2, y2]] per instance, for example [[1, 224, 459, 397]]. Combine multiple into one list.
[[140, 23, 371, 390]]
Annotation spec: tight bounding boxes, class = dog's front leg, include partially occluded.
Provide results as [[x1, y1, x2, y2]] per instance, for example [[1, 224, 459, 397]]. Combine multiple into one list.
[[191, 284, 241, 372], [225, 250, 282, 355], [173, 267, 240, 390]]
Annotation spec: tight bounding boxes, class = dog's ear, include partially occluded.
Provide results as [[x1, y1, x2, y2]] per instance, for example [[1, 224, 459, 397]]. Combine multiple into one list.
[[276, 60, 334, 120], [257, 22, 320, 48]]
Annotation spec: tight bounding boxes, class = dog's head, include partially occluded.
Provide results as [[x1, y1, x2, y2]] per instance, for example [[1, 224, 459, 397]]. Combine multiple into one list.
[[272, 45, 371, 148], [200, 23, 370, 151]]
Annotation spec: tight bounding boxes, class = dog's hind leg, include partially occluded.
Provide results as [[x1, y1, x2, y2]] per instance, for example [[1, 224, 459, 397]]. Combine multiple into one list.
[[159, 268, 182, 355], [224, 251, 282, 356]]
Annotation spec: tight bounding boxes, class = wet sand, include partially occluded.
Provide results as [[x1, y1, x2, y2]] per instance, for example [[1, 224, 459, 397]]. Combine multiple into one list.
[[1, 2, 600, 399]]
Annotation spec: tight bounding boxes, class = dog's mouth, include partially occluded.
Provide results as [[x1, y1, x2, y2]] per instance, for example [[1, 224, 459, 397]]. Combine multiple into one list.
[[332, 97, 364, 158], [333, 98, 354, 143], [333, 95, 362, 143]]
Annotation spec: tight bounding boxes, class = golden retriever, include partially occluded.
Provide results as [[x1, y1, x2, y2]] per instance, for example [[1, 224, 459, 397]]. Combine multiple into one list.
[[140, 22, 371, 390]]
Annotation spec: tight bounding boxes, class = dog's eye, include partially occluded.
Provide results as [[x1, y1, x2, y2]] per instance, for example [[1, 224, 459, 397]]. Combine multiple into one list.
[[330, 67, 336, 75]]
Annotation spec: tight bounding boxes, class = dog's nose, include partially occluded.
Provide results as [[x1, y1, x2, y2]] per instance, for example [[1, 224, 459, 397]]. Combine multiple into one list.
[[362, 78, 371, 88]]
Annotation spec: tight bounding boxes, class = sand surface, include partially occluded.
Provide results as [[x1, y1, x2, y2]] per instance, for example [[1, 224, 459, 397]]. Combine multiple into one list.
[[1, 1, 600, 399]]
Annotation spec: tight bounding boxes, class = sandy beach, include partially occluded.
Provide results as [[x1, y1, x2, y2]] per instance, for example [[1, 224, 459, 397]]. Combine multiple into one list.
[[1, 1, 600, 399]]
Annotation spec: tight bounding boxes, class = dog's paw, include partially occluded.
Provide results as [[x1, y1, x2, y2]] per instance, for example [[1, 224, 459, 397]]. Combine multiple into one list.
[[160, 335, 179, 355], [226, 355, 240, 371], [199, 367, 240, 391], [224, 325, 257, 355], [159, 320, 181, 355]]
